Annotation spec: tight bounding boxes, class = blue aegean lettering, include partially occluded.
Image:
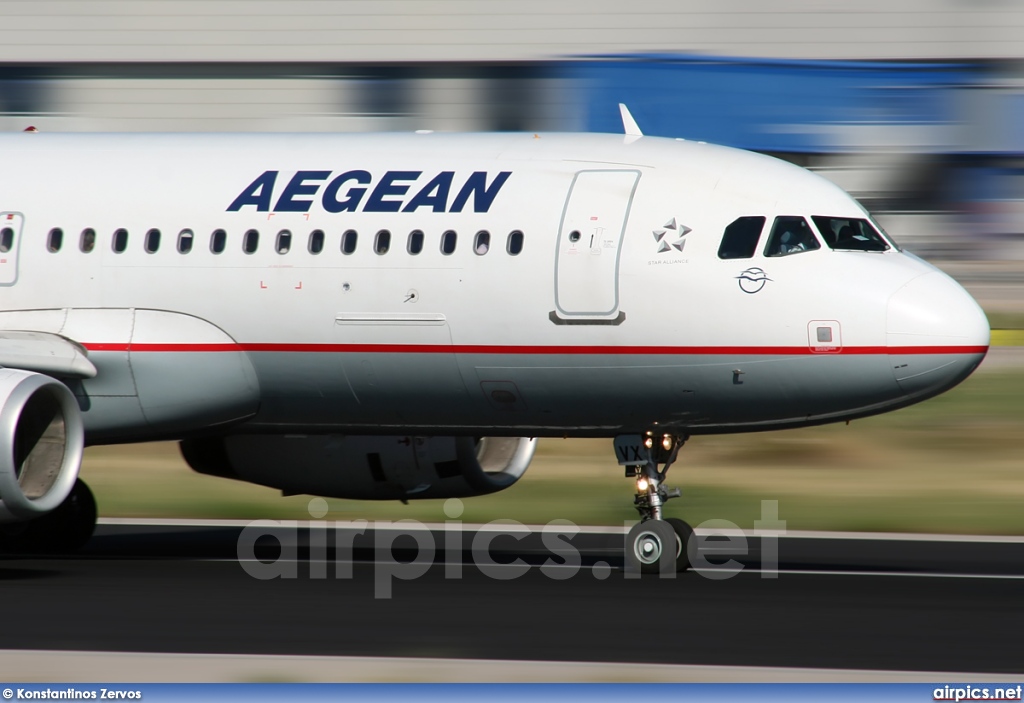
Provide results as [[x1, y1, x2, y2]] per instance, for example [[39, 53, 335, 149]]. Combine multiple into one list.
[[227, 170, 512, 214]]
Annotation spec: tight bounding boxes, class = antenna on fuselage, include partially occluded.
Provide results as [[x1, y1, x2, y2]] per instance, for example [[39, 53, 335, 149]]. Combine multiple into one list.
[[618, 104, 643, 137]]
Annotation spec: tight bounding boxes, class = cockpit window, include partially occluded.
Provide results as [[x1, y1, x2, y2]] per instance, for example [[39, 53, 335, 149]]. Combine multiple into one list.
[[718, 216, 765, 260], [869, 217, 900, 250], [764, 216, 820, 257], [812, 216, 890, 252]]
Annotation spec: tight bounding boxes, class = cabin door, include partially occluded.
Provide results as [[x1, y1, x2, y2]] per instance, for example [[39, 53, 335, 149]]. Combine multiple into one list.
[[553, 170, 639, 323]]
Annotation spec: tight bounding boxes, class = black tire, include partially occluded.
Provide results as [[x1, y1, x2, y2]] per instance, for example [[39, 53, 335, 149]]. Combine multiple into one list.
[[0, 479, 97, 555], [625, 519, 677, 575], [665, 517, 694, 572]]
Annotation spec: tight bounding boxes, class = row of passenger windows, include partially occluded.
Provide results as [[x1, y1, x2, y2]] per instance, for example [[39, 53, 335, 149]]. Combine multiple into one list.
[[717, 215, 891, 260], [44, 227, 526, 257]]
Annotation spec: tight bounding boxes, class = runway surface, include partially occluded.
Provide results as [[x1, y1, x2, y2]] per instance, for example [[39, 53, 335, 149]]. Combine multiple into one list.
[[2, 520, 1023, 677]]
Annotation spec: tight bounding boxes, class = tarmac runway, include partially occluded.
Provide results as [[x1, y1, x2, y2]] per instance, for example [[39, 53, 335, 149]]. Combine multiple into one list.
[[1, 521, 1023, 679]]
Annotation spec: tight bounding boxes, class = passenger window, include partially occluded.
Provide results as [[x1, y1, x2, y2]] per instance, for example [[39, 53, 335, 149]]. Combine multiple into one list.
[[48, 228, 63, 253], [178, 229, 194, 254], [276, 229, 292, 254], [112, 228, 129, 253], [507, 230, 524, 255], [0, 227, 14, 253], [341, 229, 358, 255], [764, 216, 819, 257], [717, 216, 765, 259], [374, 229, 391, 255], [144, 228, 161, 254], [440, 230, 457, 255], [308, 229, 324, 254], [407, 229, 424, 255], [210, 229, 226, 254], [474, 230, 490, 255], [80, 228, 96, 253], [243, 229, 259, 254], [811, 216, 891, 252]]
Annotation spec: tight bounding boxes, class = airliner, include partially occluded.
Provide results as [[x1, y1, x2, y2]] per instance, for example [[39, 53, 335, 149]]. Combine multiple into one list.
[[0, 109, 989, 573]]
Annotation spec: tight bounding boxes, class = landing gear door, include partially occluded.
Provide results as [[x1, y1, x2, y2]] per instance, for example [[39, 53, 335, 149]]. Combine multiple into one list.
[[0, 212, 24, 286], [552, 170, 640, 323]]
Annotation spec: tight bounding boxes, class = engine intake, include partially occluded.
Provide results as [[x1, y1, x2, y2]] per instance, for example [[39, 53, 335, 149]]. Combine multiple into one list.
[[0, 369, 84, 522], [181, 434, 536, 500]]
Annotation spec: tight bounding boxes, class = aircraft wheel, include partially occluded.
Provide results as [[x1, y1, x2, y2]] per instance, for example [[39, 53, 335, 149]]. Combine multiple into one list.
[[665, 517, 694, 572], [626, 519, 677, 575]]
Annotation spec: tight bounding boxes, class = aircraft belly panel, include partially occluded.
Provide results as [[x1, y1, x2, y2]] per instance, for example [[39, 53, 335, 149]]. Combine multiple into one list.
[[130, 351, 259, 433], [242, 352, 361, 426], [237, 350, 912, 434], [333, 316, 469, 426], [183, 317, 474, 429], [889, 351, 986, 399], [695, 354, 901, 425], [77, 396, 147, 441], [339, 352, 471, 425], [466, 353, 900, 429]]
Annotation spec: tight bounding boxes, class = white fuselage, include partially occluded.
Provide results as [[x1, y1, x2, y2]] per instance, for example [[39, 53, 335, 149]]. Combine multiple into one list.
[[0, 131, 989, 441]]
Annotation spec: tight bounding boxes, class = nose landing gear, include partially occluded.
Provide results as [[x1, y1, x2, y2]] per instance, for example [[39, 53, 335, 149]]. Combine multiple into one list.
[[616, 433, 694, 574]]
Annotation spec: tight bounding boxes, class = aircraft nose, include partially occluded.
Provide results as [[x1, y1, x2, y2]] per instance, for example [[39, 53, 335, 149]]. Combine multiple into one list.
[[887, 271, 990, 398]]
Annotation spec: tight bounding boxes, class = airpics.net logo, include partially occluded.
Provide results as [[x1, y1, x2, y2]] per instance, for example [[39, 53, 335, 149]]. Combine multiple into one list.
[[934, 686, 1023, 701], [235, 498, 787, 599]]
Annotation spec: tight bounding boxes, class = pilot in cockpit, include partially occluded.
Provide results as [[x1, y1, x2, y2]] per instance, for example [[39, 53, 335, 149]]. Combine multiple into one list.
[[779, 228, 814, 254]]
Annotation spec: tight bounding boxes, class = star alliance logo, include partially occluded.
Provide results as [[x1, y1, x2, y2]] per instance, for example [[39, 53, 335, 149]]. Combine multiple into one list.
[[653, 218, 691, 253]]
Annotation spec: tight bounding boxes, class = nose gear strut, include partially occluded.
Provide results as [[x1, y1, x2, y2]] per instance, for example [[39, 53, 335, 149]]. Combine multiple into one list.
[[615, 432, 694, 574]]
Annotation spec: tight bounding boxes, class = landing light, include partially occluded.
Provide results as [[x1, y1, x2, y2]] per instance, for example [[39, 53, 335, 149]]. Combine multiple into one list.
[[662, 435, 673, 451], [636, 477, 650, 492]]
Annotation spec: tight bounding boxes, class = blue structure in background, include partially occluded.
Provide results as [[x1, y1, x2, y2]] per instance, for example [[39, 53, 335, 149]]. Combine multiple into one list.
[[566, 54, 976, 154]]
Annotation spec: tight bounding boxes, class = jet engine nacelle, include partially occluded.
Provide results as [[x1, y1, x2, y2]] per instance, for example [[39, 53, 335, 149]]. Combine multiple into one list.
[[181, 434, 537, 500], [0, 369, 84, 523]]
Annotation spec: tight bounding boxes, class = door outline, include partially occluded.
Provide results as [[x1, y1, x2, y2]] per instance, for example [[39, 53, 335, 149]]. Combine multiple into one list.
[[0, 212, 24, 287], [552, 170, 640, 323]]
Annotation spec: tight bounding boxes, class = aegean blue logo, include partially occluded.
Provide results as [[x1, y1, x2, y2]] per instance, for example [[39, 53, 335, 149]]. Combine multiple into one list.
[[737, 267, 771, 294], [227, 170, 512, 214]]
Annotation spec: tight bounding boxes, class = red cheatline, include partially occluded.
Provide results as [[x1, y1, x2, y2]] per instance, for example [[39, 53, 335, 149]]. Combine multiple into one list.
[[81, 342, 989, 356]]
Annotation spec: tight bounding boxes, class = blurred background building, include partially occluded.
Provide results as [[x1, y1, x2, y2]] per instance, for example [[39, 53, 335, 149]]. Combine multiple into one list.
[[2, 0, 1024, 262]]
